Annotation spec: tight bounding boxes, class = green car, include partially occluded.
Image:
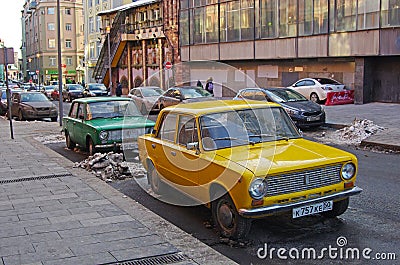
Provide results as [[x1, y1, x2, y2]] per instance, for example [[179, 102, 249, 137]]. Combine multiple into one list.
[[62, 97, 155, 155]]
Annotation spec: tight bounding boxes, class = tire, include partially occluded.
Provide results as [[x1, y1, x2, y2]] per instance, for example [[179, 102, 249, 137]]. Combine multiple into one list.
[[87, 137, 96, 156], [211, 193, 252, 239], [65, 132, 76, 150], [18, 110, 24, 121], [310, 93, 320, 103], [51, 117, 57, 122], [322, 198, 349, 218], [147, 162, 164, 194]]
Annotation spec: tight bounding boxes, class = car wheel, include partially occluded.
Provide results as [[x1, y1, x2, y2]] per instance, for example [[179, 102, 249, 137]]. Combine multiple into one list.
[[87, 137, 96, 156], [211, 193, 252, 239], [18, 110, 24, 121], [51, 117, 57, 122], [310, 93, 320, 103], [321, 198, 349, 218], [147, 162, 165, 194], [65, 132, 76, 150]]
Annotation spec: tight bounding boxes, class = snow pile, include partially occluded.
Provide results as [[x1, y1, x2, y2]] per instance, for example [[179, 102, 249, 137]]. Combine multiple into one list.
[[335, 119, 385, 145], [34, 134, 65, 144], [73, 152, 146, 182]]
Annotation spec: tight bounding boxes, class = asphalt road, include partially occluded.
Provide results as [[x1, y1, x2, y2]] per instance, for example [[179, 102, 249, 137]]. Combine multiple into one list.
[[47, 136, 399, 265]]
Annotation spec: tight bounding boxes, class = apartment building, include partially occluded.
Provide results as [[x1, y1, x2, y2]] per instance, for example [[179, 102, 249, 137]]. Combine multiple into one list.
[[84, 0, 135, 83], [22, 0, 84, 84], [179, 0, 400, 103]]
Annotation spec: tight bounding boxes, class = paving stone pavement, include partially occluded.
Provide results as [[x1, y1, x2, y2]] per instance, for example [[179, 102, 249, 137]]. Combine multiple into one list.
[[0, 118, 237, 265]]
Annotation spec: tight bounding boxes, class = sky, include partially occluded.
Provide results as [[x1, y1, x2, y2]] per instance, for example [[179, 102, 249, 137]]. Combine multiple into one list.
[[0, 0, 25, 54]]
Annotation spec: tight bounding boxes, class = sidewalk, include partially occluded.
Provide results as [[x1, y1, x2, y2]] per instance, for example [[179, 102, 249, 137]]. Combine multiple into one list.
[[0, 119, 237, 265], [324, 102, 400, 151]]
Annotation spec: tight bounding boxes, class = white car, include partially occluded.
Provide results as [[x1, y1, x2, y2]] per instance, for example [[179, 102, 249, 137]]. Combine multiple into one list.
[[128, 86, 163, 114], [288, 78, 346, 103]]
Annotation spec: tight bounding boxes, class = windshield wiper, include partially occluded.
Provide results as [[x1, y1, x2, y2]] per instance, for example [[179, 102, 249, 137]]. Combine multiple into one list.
[[213, 137, 256, 146]]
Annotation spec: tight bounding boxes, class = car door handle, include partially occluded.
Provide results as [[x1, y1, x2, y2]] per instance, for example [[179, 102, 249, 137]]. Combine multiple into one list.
[[170, 151, 176, 156], [151, 144, 156, 149], [73, 122, 76, 125]]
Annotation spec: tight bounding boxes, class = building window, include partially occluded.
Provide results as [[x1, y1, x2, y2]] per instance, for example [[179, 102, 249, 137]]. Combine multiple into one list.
[[96, 16, 101, 32], [357, 0, 380, 29], [180, 9, 190, 45], [226, 1, 240, 41], [48, 7, 55, 15], [336, 0, 357, 31], [66, 57, 73, 66], [65, 39, 72, 48], [65, 8, 71, 15], [220, 0, 254, 42], [96, 0, 100, 5], [89, 42, 95, 59], [48, 23, 55, 31], [298, 0, 313, 36], [96, 41, 102, 58], [240, 0, 255, 40], [89, 17, 94, 33], [48, 39, 56, 48], [89, 0, 92, 8], [381, 0, 400, 27], [279, 0, 297, 37], [66, 23, 72, 31], [260, 0, 277, 38], [49, 57, 56, 66], [313, 0, 329, 34]]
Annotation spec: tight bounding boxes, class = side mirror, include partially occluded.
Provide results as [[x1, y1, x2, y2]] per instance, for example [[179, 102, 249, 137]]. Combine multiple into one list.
[[186, 142, 199, 154]]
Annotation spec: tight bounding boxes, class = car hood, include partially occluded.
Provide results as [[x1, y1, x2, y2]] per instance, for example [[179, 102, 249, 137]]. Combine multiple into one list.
[[85, 116, 155, 130], [280, 101, 321, 112], [213, 138, 354, 176], [21, 101, 55, 108]]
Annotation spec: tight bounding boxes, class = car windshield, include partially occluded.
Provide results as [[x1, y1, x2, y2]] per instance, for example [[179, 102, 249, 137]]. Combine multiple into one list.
[[68, 85, 83, 91], [142, 88, 163, 97], [266, 89, 307, 102], [315, 78, 340, 85], [200, 107, 300, 150], [20, 93, 49, 102], [88, 100, 141, 119], [89, 84, 107, 91], [181, 87, 212, 99]]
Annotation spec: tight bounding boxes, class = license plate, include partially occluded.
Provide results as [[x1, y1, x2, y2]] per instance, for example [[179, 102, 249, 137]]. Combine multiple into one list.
[[307, 116, 320, 122], [292, 200, 332, 218]]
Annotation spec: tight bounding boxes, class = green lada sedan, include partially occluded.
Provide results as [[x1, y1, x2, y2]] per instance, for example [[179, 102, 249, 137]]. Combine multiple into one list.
[[62, 97, 155, 155]]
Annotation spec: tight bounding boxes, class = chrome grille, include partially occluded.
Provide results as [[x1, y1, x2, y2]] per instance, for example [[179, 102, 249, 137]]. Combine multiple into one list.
[[266, 164, 342, 197], [109, 128, 143, 141]]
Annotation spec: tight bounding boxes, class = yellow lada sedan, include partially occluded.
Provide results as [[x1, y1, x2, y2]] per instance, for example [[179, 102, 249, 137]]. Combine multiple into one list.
[[138, 100, 362, 239]]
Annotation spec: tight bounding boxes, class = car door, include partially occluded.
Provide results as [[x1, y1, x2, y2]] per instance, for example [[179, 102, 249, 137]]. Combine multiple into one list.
[[64, 102, 79, 144], [164, 88, 181, 107], [72, 103, 89, 147], [292, 80, 308, 98], [10, 93, 20, 117]]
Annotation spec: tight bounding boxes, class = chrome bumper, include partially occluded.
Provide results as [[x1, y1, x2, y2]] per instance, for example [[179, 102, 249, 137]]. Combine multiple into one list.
[[239, 186, 362, 218]]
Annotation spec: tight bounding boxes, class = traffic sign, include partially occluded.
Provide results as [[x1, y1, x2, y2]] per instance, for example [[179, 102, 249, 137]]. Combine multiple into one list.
[[165, 61, 172, 70], [61, 64, 66, 68]]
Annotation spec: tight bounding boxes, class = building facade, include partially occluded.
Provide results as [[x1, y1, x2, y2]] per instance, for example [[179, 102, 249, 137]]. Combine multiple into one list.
[[179, 0, 400, 103], [22, 0, 84, 85], [93, 0, 179, 95]]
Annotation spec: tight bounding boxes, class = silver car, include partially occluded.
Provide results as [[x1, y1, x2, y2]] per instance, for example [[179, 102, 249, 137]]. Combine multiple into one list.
[[128, 86, 163, 113]]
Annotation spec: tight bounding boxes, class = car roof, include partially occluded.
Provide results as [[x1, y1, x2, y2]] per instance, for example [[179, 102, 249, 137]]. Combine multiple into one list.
[[72, 97, 131, 104], [162, 99, 280, 116]]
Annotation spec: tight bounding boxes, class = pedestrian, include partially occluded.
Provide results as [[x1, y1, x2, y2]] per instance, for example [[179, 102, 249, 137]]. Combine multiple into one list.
[[116, 81, 122, 97], [205, 77, 214, 95], [196, 80, 203, 89]]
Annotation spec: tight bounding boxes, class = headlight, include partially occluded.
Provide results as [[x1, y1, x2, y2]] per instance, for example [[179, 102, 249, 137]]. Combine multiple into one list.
[[341, 163, 356, 180], [284, 107, 299, 115], [99, 130, 109, 141], [249, 178, 267, 200]]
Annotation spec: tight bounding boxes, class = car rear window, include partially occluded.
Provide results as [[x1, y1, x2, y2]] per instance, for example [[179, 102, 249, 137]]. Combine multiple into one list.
[[316, 78, 340, 85]]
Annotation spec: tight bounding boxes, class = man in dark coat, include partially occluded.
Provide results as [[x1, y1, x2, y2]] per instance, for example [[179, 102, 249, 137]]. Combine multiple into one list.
[[116, 81, 122, 97]]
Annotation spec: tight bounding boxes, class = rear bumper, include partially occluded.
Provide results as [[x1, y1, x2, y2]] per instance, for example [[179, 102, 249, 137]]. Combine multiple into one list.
[[239, 186, 362, 218]]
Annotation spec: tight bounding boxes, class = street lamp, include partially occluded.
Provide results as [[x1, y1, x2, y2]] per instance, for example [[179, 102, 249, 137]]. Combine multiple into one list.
[[106, 26, 112, 95]]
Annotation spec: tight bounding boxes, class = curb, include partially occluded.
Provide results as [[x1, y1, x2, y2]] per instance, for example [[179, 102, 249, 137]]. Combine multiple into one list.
[[360, 140, 400, 153]]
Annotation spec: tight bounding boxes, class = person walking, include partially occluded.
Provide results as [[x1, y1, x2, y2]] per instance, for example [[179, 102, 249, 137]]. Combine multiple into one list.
[[116, 81, 122, 97], [205, 77, 214, 95]]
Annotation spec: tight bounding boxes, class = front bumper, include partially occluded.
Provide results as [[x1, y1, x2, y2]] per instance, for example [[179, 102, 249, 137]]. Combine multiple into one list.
[[239, 186, 362, 218]]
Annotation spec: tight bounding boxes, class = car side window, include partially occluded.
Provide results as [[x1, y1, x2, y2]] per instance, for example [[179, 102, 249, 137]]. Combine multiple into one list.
[[134, 90, 142, 97], [305, 80, 316, 86], [157, 112, 177, 142], [69, 102, 79, 118], [77, 104, 85, 120], [295, 81, 305, 87], [177, 115, 198, 146]]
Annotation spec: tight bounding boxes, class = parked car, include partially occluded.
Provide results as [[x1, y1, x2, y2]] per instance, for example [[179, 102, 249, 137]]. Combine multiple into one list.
[[50, 87, 60, 101], [1, 88, 22, 115], [138, 100, 362, 239], [62, 97, 155, 155], [128, 86, 163, 114], [234, 87, 325, 128], [83, 83, 108, 97], [62, 84, 84, 102], [41, 85, 57, 99], [155, 86, 213, 110], [10, 91, 58, 121], [288, 78, 346, 103]]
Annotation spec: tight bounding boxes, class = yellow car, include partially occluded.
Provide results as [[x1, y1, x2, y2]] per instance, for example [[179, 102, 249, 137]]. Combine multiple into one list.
[[138, 100, 362, 239]]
